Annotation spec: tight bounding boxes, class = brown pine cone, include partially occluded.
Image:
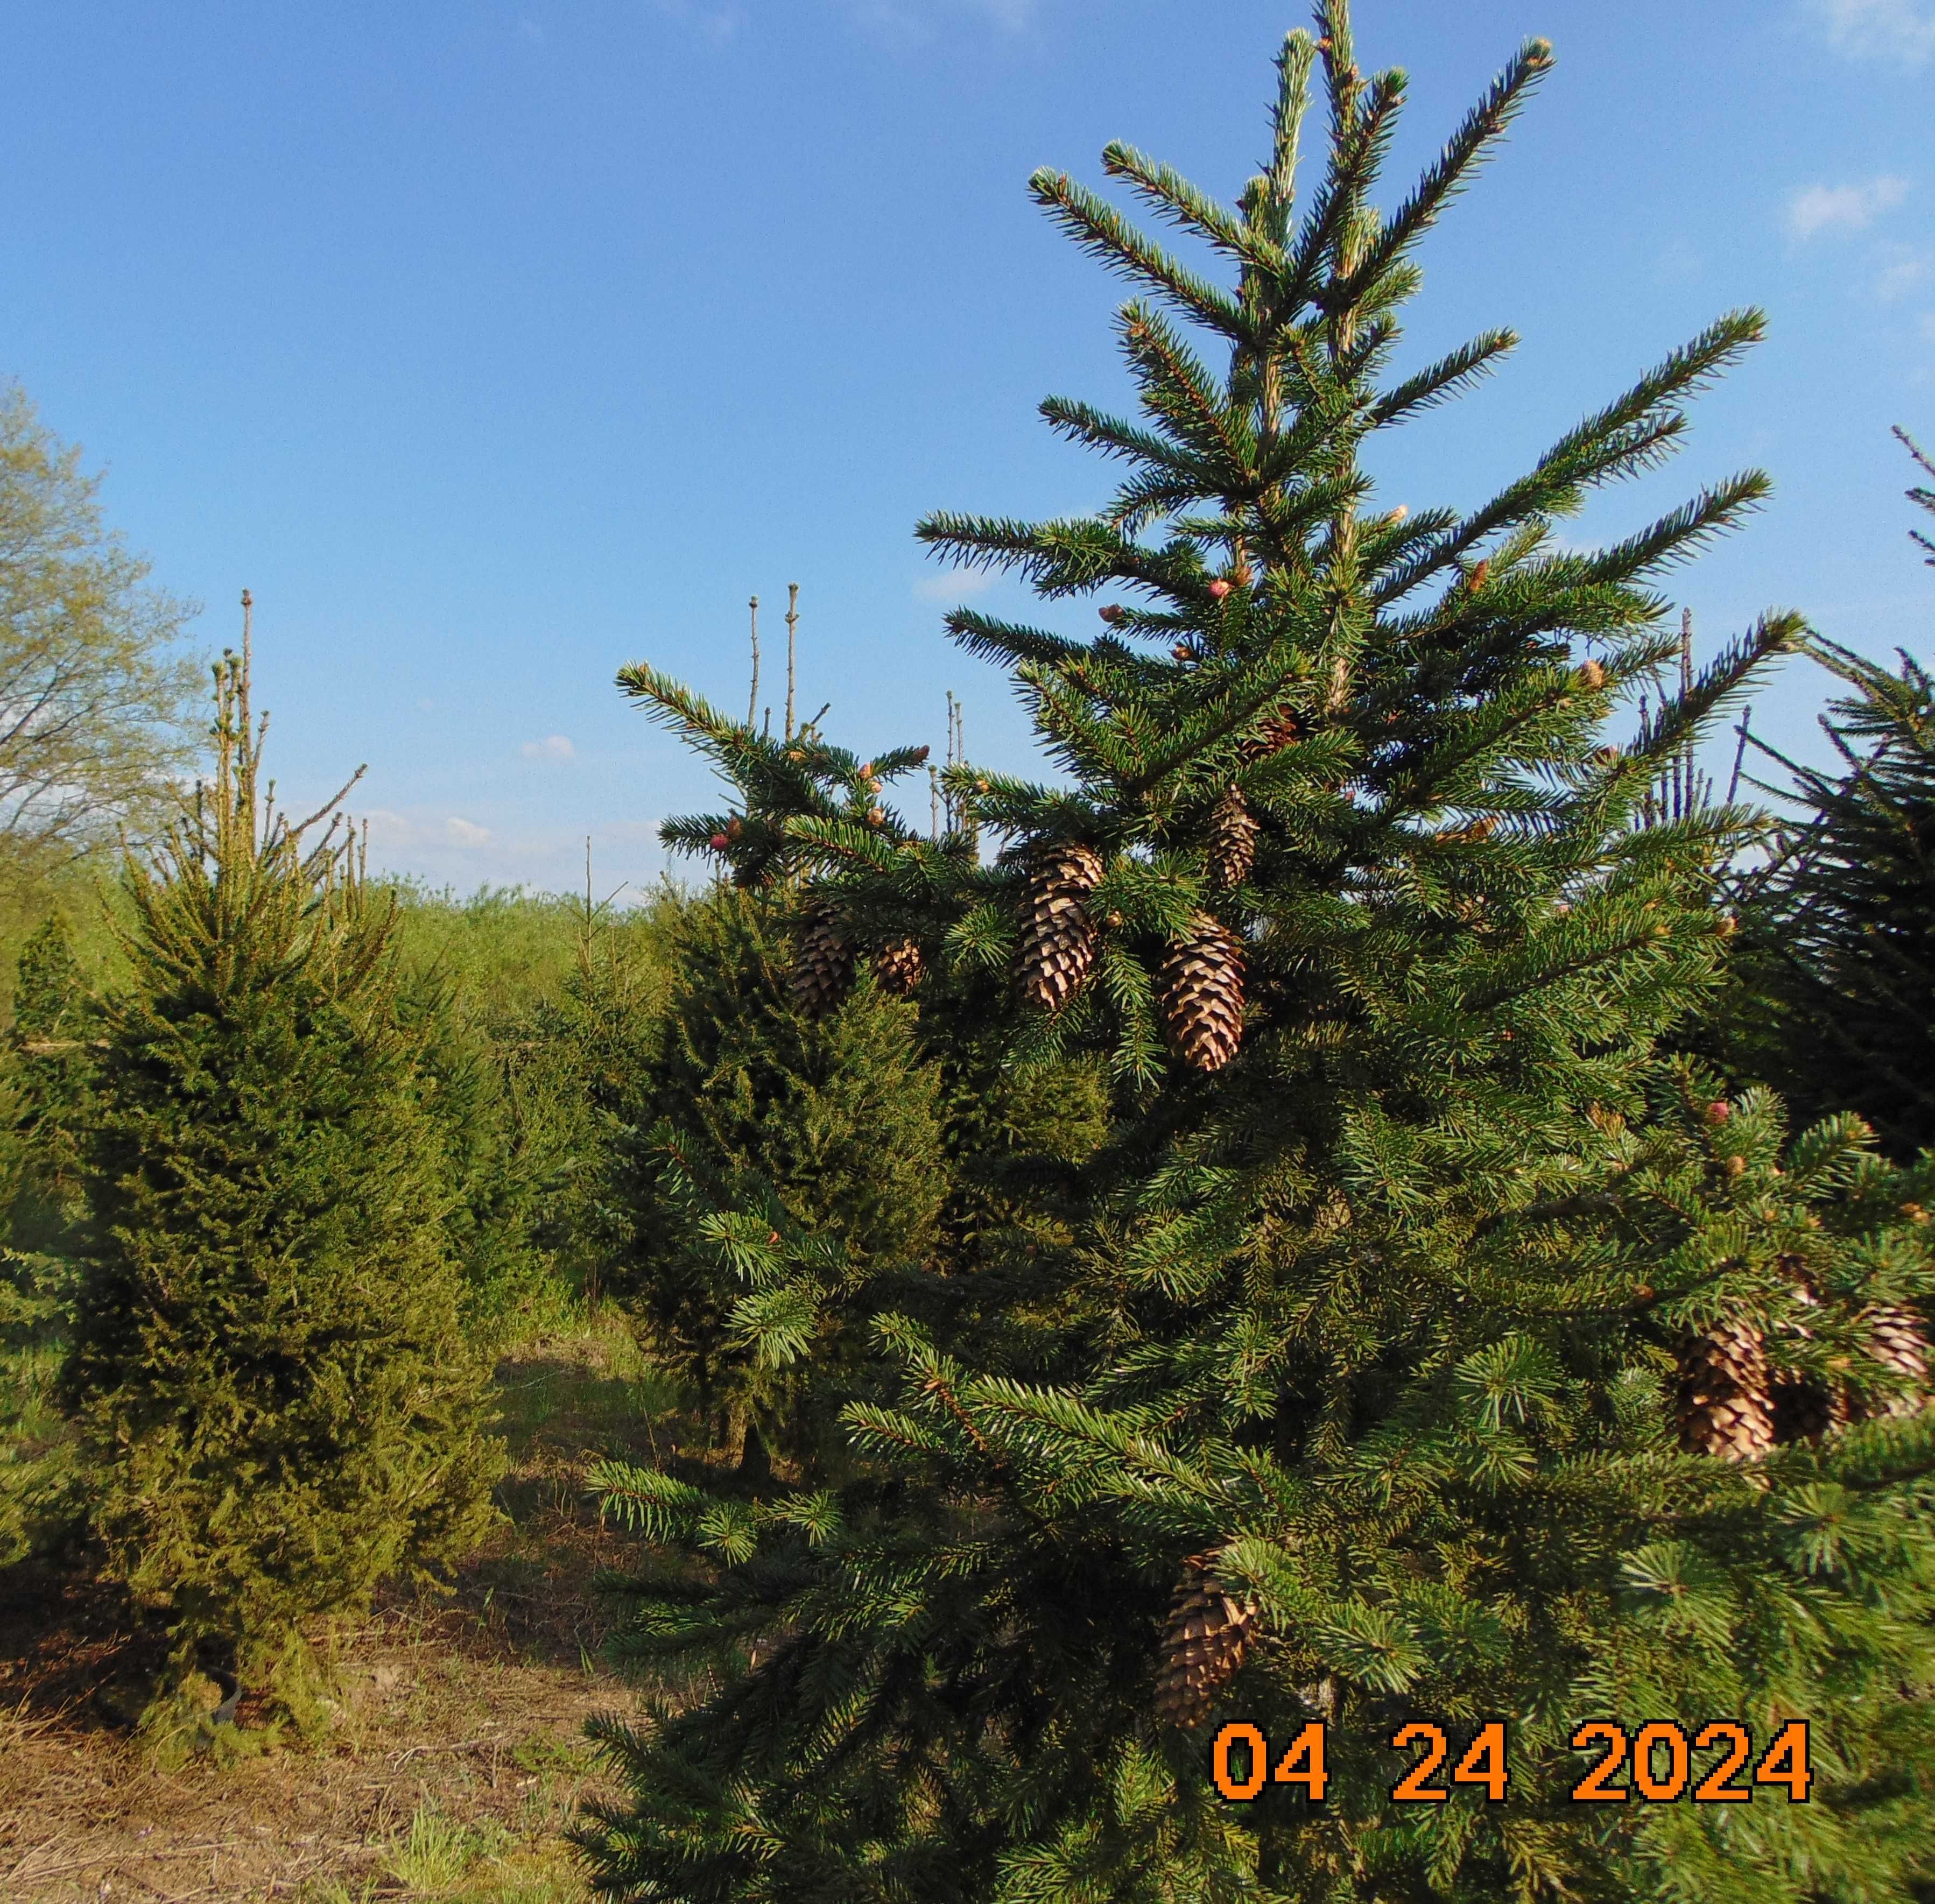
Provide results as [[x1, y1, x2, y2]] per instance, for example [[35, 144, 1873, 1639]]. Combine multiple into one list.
[[1154, 1552, 1257, 1730], [1206, 786, 1259, 890], [1158, 915, 1245, 1073], [789, 904, 855, 1017], [1018, 842, 1104, 1015], [1242, 700, 1301, 761], [1675, 1319, 1775, 1462], [1860, 1303, 1930, 1417], [872, 936, 924, 998]]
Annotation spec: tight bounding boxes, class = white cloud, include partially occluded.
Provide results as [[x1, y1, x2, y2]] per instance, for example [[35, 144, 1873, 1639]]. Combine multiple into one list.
[[914, 569, 999, 603], [1787, 174, 1910, 239], [445, 817, 493, 846], [1806, 0, 1935, 66], [1873, 244, 1934, 300], [520, 734, 576, 759]]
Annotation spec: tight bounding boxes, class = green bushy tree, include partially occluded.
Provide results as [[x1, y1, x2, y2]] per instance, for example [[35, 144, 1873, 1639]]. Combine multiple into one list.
[[579, 10, 1935, 1901], [403, 965, 578, 1348], [64, 642, 502, 1697]]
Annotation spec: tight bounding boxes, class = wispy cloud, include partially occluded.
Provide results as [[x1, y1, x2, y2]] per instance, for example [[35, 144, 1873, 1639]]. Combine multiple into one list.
[[520, 734, 576, 759], [1875, 243, 1935, 300], [1804, 0, 1935, 67], [650, 0, 742, 43], [914, 569, 999, 603], [361, 811, 669, 896], [365, 808, 494, 850], [1787, 174, 1910, 239], [841, 0, 1040, 40]]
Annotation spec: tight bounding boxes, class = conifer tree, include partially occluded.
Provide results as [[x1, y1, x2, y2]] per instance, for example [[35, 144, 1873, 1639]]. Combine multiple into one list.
[[65, 636, 501, 1701], [1722, 429, 1935, 1156], [614, 884, 947, 1474], [583, 13, 1935, 1900]]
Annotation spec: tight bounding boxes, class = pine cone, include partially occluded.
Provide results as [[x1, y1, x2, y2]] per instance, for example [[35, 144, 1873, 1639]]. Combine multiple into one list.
[[1675, 1319, 1775, 1462], [1154, 1553, 1257, 1729], [1159, 915, 1245, 1073], [1206, 787, 1259, 890], [789, 905, 855, 1017], [1242, 701, 1301, 760], [872, 936, 924, 998], [1860, 1303, 1930, 1416], [1018, 842, 1104, 1015]]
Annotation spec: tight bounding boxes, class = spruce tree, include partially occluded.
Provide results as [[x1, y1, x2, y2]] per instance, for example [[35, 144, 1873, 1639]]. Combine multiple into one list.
[[65, 639, 501, 1700], [583, 12, 1935, 1900], [1723, 430, 1935, 1156], [614, 883, 948, 1475]]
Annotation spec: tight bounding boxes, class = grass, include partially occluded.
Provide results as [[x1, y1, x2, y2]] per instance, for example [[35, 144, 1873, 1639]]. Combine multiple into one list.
[[0, 1315, 678, 1902]]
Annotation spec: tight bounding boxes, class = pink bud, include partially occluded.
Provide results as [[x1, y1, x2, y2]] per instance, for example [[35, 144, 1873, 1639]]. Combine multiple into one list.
[[709, 833, 730, 851], [1706, 1101, 1731, 1125], [1208, 579, 1232, 600]]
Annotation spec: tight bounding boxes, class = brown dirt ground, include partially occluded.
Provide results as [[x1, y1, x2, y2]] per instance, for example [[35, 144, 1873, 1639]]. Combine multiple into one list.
[[0, 1323, 683, 1903]]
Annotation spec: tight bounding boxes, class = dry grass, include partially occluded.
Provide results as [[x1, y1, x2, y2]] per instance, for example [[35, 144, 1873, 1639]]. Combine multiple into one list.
[[0, 1317, 684, 1903]]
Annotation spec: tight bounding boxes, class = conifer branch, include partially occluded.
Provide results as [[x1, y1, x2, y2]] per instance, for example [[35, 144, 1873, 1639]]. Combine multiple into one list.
[[1331, 40, 1552, 311], [1025, 171, 1251, 341], [1368, 329, 1517, 427], [1099, 142, 1291, 275]]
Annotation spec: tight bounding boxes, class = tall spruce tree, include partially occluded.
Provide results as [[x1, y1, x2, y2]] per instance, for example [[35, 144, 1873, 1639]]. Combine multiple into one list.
[[582, 12, 1935, 1901], [65, 636, 501, 1700]]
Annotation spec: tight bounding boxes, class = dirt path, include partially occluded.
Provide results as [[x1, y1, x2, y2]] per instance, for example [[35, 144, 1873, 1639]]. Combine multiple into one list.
[[0, 1324, 674, 1903]]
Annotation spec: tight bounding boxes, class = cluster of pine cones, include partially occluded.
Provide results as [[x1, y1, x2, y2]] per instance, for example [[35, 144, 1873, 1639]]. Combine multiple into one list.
[[1676, 1297, 1929, 1461], [1015, 842, 1246, 1073], [786, 904, 923, 1016], [788, 835, 1249, 1071]]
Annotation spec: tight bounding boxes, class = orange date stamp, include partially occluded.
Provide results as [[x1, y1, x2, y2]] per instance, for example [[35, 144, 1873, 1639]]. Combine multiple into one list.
[[1209, 1718, 1813, 1805]]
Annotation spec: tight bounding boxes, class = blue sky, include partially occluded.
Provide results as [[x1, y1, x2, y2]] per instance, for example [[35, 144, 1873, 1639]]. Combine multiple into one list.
[[4, 0, 1932, 898]]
